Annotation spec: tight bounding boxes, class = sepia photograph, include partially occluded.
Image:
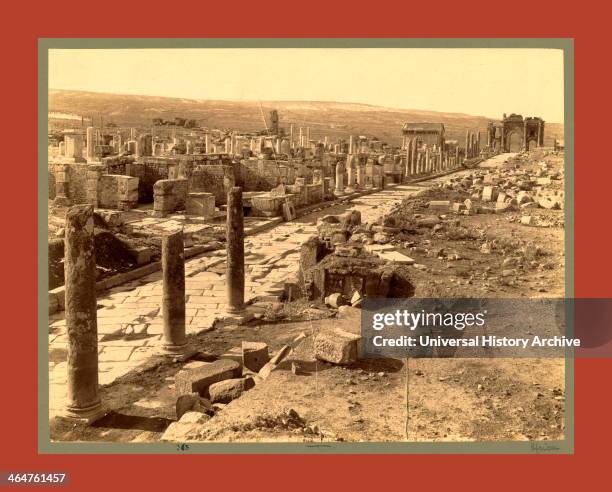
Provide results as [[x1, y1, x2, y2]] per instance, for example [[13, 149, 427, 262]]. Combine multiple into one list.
[[44, 43, 569, 449]]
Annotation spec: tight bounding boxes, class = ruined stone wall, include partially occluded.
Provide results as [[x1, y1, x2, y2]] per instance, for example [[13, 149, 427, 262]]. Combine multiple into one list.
[[241, 159, 278, 191], [68, 164, 89, 204], [102, 155, 135, 176], [98, 175, 139, 209], [238, 159, 300, 192], [187, 164, 235, 205], [48, 162, 90, 204], [129, 159, 175, 203]]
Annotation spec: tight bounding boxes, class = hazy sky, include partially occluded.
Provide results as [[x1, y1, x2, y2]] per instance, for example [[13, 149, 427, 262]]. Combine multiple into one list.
[[49, 48, 565, 122]]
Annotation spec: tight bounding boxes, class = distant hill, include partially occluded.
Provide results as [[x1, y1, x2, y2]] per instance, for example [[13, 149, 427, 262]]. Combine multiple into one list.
[[48, 89, 564, 146]]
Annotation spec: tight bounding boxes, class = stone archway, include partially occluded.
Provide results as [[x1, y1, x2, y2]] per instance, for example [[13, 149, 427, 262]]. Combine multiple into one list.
[[507, 131, 522, 152]]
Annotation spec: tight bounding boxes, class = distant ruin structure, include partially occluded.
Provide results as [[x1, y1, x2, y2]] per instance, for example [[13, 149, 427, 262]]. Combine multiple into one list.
[[487, 114, 545, 152], [401, 123, 445, 149]]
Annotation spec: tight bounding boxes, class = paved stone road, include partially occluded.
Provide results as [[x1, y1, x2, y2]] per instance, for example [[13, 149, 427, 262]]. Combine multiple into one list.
[[50, 161, 509, 417]]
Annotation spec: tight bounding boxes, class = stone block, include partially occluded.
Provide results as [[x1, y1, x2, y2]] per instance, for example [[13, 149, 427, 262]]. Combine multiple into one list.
[[538, 197, 560, 209], [377, 251, 415, 265], [251, 195, 284, 217], [314, 329, 361, 365], [175, 393, 212, 419], [219, 346, 242, 364], [428, 200, 451, 211], [153, 178, 188, 214], [516, 191, 533, 204], [452, 202, 466, 213], [482, 186, 498, 202], [186, 192, 215, 218], [98, 175, 139, 210], [242, 341, 269, 372], [282, 200, 297, 221], [208, 377, 255, 404], [128, 246, 153, 265], [174, 359, 241, 398], [160, 411, 210, 442], [95, 210, 123, 228], [117, 175, 139, 196]]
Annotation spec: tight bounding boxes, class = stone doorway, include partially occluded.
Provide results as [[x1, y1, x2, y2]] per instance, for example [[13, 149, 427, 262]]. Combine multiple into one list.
[[507, 132, 522, 152]]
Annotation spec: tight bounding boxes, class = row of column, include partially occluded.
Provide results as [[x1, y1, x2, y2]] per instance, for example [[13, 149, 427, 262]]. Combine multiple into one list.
[[333, 155, 384, 195], [62, 189, 247, 421], [465, 130, 481, 159], [402, 139, 462, 179]]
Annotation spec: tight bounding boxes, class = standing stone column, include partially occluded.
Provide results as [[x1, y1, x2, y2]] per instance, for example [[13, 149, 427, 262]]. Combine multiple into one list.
[[205, 134, 211, 154], [86, 126, 96, 162], [356, 163, 365, 189], [404, 140, 411, 178], [226, 187, 245, 314], [537, 123, 542, 148], [425, 148, 430, 173], [334, 161, 345, 196], [64, 204, 104, 422], [162, 230, 188, 353], [345, 155, 355, 193]]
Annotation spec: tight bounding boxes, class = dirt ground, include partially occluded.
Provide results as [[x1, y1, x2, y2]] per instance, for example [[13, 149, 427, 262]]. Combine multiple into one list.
[[50, 315, 565, 443], [50, 150, 567, 444]]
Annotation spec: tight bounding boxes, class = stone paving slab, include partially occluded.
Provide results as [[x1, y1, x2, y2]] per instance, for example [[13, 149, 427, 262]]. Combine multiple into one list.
[[47, 181, 460, 418]]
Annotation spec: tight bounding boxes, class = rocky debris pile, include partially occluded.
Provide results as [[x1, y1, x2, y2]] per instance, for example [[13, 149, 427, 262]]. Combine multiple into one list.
[[380, 181, 562, 291], [293, 209, 415, 305], [508, 213, 565, 228], [230, 408, 321, 437], [421, 156, 565, 216], [160, 334, 311, 441]]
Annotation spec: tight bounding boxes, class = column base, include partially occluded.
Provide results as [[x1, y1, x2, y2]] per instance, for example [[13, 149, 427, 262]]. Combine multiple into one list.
[[333, 190, 345, 197], [224, 308, 255, 325], [162, 341, 190, 355], [63, 401, 106, 424]]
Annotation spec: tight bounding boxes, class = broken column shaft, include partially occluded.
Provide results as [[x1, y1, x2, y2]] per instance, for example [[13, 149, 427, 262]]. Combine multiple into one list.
[[226, 187, 245, 313], [162, 230, 188, 353], [64, 204, 104, 421]]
